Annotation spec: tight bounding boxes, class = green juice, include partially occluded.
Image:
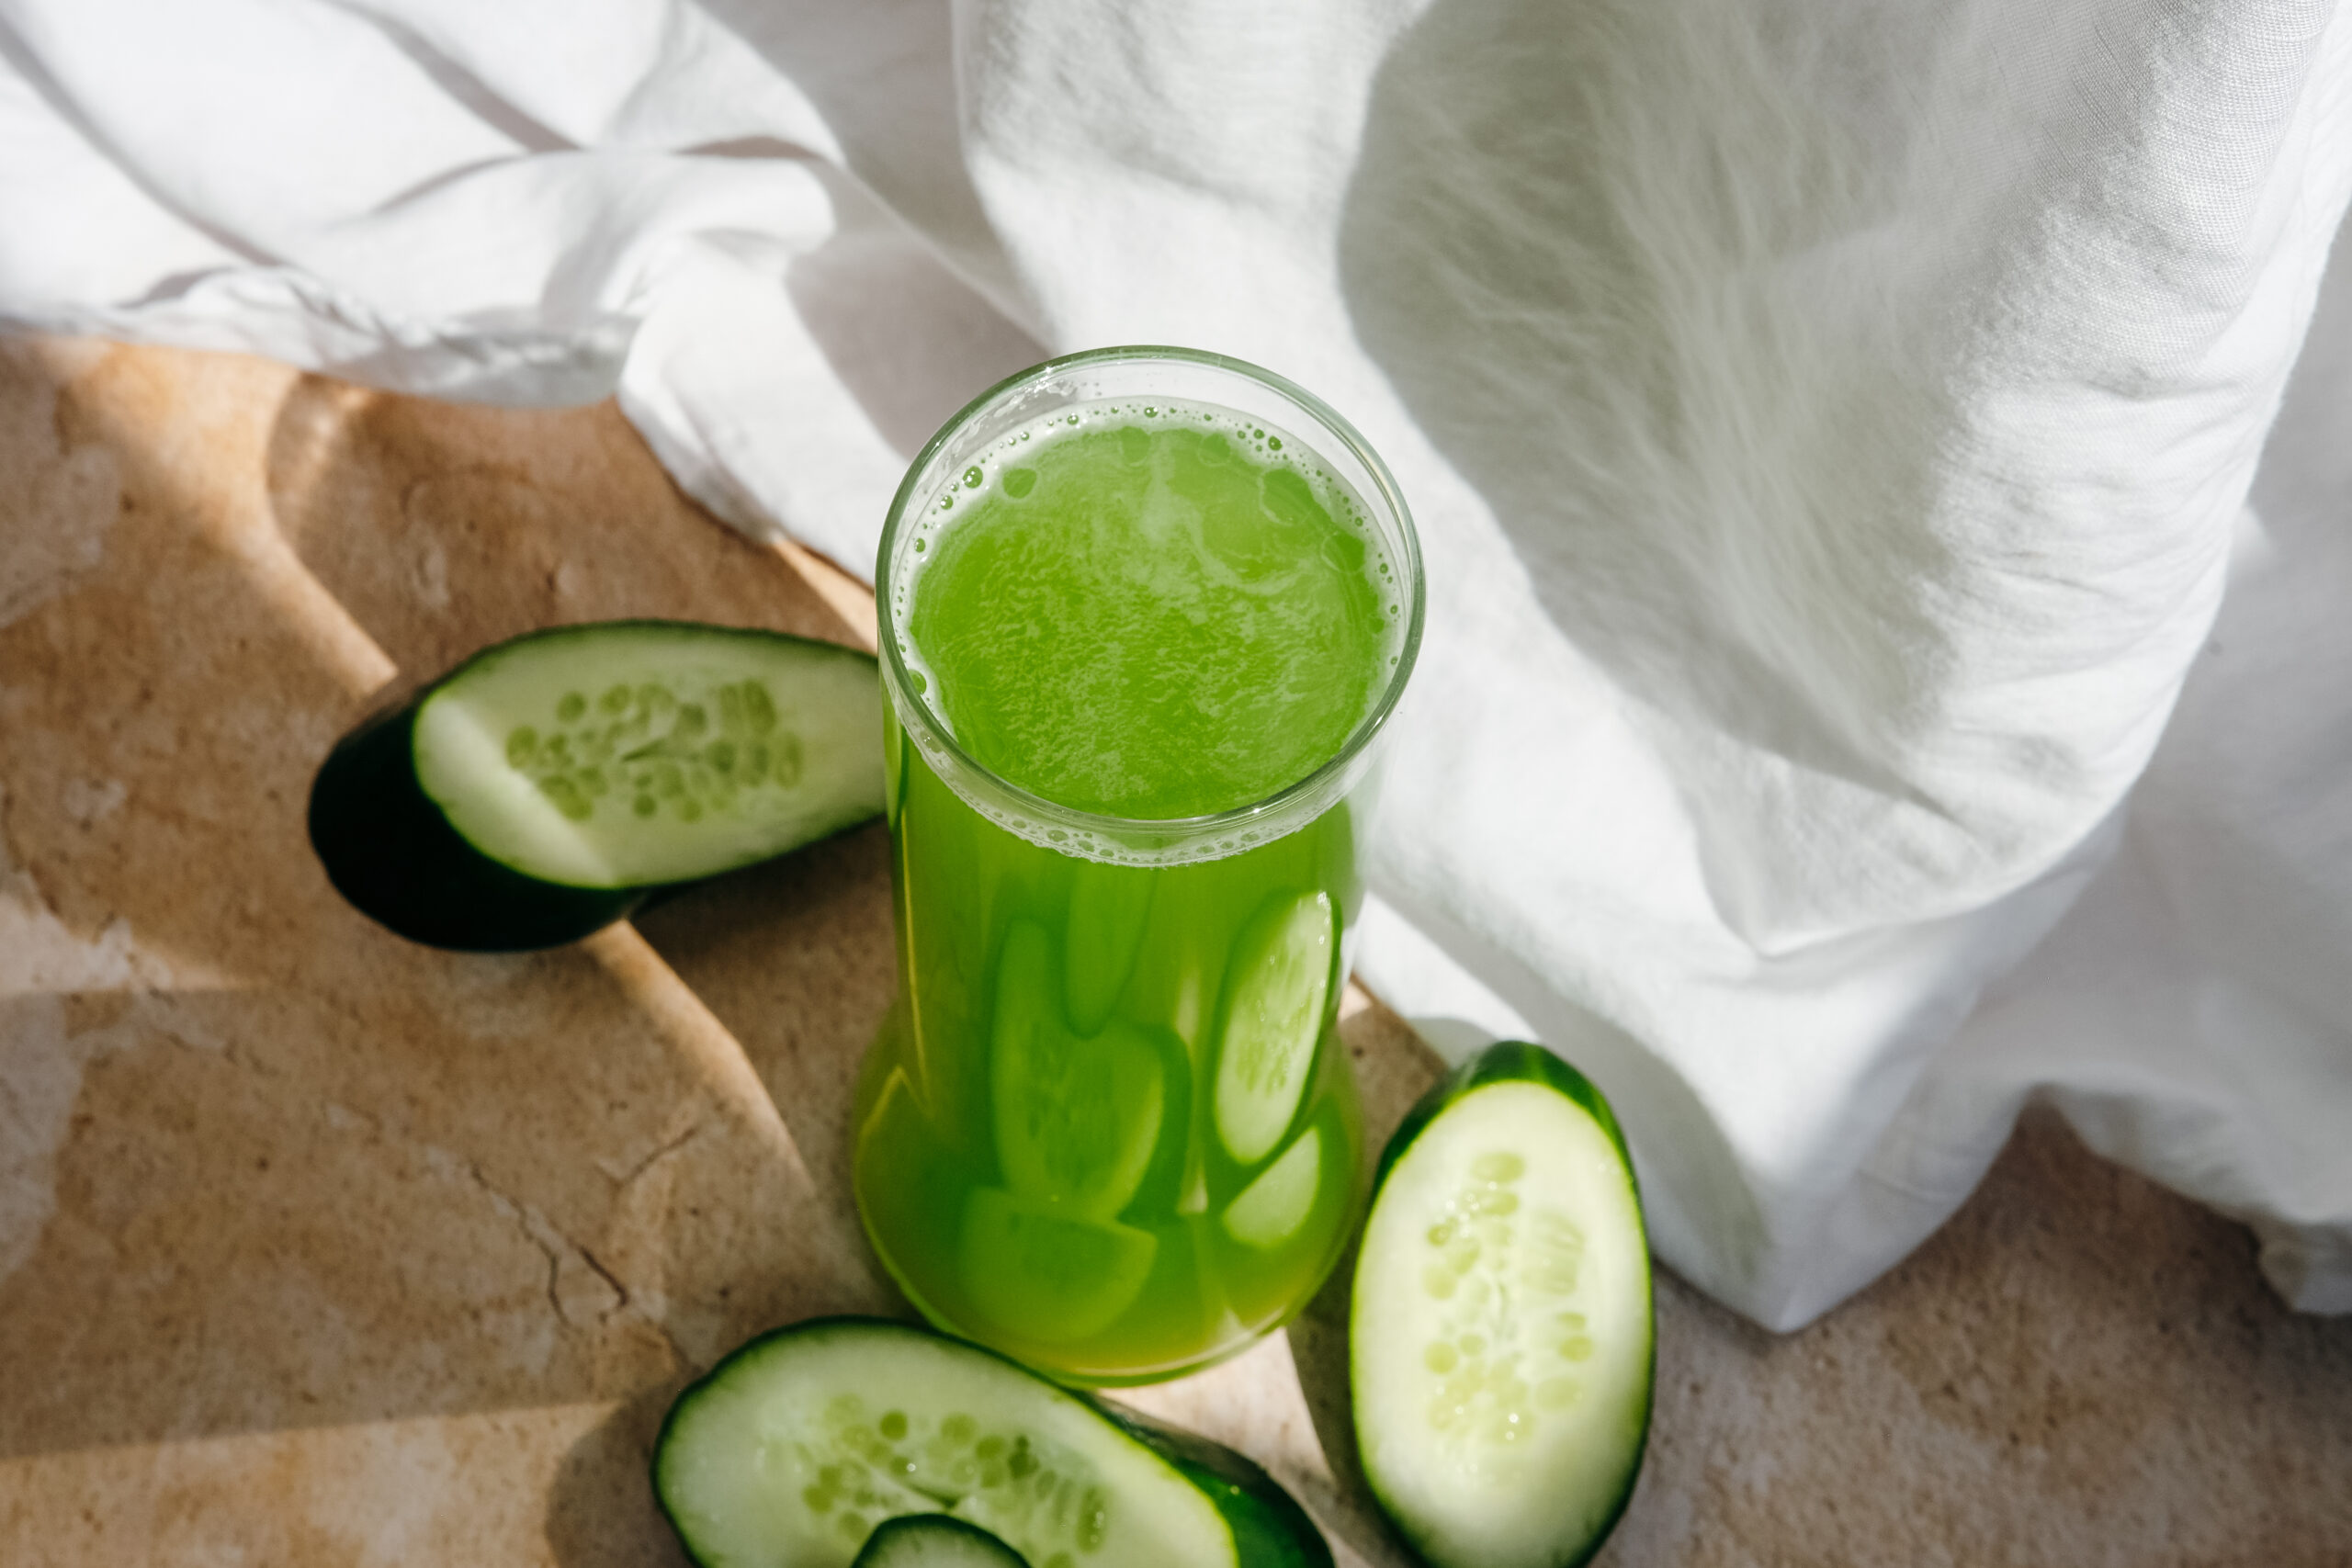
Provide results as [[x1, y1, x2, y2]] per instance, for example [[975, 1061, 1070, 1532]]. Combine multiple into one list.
[[854, 385, 1411, 1384]]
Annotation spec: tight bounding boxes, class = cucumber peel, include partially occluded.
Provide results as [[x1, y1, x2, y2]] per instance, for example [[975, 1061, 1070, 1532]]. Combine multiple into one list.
[[309, 619, 883, 950], [652, 1316, 1331, 1568], [852, 1513, 1031, 1567], [1351, 1043, 1654, 1568], [1102, 1404, 1335, 1568]]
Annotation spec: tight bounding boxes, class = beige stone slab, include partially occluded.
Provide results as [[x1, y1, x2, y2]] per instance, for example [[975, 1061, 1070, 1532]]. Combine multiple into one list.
[[1, 336, 2346, 1568]]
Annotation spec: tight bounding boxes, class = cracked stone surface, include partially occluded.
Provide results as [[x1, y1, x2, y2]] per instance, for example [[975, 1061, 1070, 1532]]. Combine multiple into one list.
[[1, 336, 2346, 1566]]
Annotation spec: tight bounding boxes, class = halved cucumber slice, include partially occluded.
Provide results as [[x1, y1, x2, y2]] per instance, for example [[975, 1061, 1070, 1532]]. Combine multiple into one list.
[[959, 1187, 1159, 1345], [310, 620, 884, 949], [413, 620, 880, 887], [652, 1317, 1239, 1568], [991, 922, 1167, 1218], [1351, 1043, 1653, 1568], [1212, 890, 1336, 1163], [852, 1513, 1029, 1567]]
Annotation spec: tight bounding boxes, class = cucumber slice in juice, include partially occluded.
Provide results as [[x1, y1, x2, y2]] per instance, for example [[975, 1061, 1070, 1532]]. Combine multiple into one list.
[[991, 921, 1167, 1217], [1212, 890, 1336, 1163], [851, 1513, 1030, 1567], [959, 1187, 1159, 1345], [1063, 861, 1154, 1035], [652, 1318, 1238, 1568], [1351, 1043, 1653, 1568], [1221, 1126, 1323, 1251], [310, 619, 884, 949]]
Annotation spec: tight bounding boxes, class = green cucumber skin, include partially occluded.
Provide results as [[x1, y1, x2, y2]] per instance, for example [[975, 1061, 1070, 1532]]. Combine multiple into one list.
[[308, 619, 881, 953], [1099, 1405, 1334, 1568], [852, 1513, 1032, 1567], [1364, 1042, 1655, 1568], [308, 699, 646, 951]]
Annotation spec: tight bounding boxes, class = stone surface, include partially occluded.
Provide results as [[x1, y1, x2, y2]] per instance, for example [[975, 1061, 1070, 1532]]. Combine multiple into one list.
[[1, 336, 2346, 1566]]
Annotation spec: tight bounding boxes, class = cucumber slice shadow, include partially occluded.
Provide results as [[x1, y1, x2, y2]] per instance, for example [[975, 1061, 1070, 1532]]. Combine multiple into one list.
[[308, 699, 647, 951]]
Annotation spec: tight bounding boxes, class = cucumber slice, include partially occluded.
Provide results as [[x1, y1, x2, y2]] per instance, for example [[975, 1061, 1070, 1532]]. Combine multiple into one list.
[[1221, 1126, 1322, 1251], [991, 921, 1168, 1217], [1063, 863, 1153, 1035], [1212, 891, 1336, 1163], [651, 1317, 1238, 1568], [308, 620, 883, 950], [959, 1187, 1159, 1345], [413, 621, 881, 886], [1351, 1043, 1653, 1568], [852, 1514, 1030, 1567]]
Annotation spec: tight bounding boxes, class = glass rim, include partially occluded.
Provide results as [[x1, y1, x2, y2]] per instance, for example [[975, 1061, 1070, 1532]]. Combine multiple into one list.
[[875, 344, 1427, 844]]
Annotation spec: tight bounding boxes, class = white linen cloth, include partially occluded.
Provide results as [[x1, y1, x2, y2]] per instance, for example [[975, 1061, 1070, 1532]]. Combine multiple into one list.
[[5, 0, 2347, 1328]]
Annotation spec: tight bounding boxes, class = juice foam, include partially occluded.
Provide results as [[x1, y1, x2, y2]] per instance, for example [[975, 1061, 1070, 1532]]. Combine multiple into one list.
[[894, 400, 1402, 821]]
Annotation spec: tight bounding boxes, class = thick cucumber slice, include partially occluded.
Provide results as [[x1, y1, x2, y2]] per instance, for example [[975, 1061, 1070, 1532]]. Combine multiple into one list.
[[1221, 1126, 1323, 1251], [309, 620, 883, 950], [652, 1317, 1238, 1568], [1213, 891, 1336, 1163], [991, 921, 1168, 1217], [1351, 1044, 1653, 1568], [852, 1514, 1030, 1567], [959, 1187, 1159, 1345]]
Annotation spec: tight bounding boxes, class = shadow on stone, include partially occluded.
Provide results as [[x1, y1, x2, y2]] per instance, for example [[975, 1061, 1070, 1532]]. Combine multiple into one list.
[[545, 1380, 695, 1568]]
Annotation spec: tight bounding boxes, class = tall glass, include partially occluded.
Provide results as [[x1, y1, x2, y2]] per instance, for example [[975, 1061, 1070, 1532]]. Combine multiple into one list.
[[853, 347, 1425, 1384]]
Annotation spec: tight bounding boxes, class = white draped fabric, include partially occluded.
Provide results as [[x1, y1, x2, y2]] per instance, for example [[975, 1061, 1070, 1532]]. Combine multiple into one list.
[[6, 0, 2346, 1327]]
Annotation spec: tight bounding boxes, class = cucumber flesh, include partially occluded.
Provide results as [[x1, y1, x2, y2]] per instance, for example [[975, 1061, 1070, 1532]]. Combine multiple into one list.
[[652, 1317, 1237, 1568], [413, 621, 882, 888], [1351, 1044, 1653, 1568], [1213, 890, 1335, 1163], [852, 1514, 1030, 1567]]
